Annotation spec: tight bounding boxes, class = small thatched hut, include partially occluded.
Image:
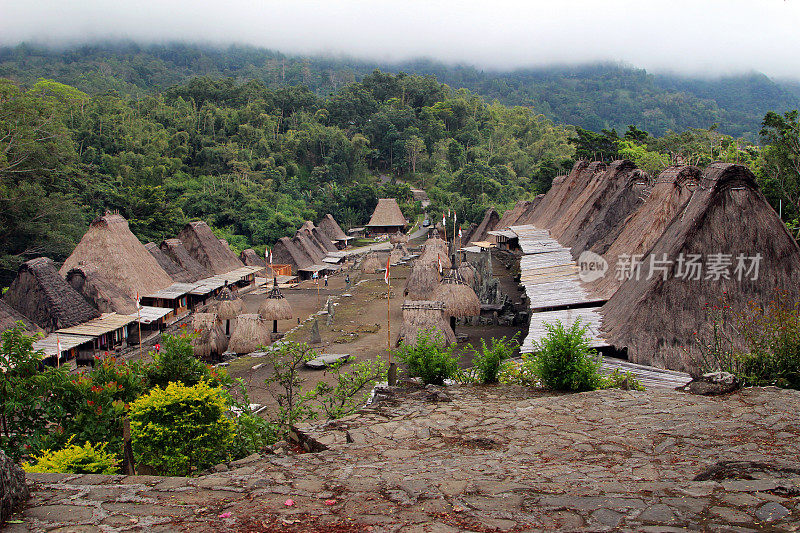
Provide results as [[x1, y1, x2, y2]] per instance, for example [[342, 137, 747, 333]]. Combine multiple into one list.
[[60, 213, 173, 299], [397, 301, 456, 347], [227, 314, 271, 354], [160, 239, 210, 282], [390, 231, 408, 245], [191, 312, 228, 361], [418, 244, 451, 270], [258, 278, 293, 333], [145, 242, 194, 283], [366, 198, 407, 234], [361, 252, 382, 274], [318, 214, 351, 249], [65, 263, 138, 315], [211, 285, 243, 335], [390, 243, 410, 265], [404, 261, 440, 300], [600, 163, 800, 373], [432, 270, 481, 332], [455, 262, 479, 288], [3, 257, 100, 332], [240, 248, 266, 268], [178, 221, 244, 275]]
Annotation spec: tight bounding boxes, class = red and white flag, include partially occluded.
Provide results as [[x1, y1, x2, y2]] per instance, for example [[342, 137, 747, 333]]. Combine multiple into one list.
[[136, 291, 141, 310], [267, 247, 272, 264], [56, 334, 62, 364], [442, 213, 446, 227], [458, 227, 463, 239], [384, 256, 391, 284], [453, 210, 457, 223], [437, 254, 442, 274]]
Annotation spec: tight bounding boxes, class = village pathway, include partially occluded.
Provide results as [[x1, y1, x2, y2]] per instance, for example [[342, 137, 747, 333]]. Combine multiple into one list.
[[13, 385, 800, 532]]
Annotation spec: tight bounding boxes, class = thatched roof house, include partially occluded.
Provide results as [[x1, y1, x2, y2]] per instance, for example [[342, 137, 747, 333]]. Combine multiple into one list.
[[600, 163, 800, 372], [0, 300, 42, 337], [589, 165, 698, 299], [160, 239, 210, 282], [311, 227, 338, 253], [60, 213, 173, 299], [529, 160, 602, 229], [404, 261, 440, 300], [178, 221, 244, 275], [293, 233, 324, 264], [272, 236, 313, 273], [366, 198, 407, 234], [361, 252, 382, 274], [240, 248, 266, 268], [4, 257, 100, 332], [397, 301, 456, 347], [65, 263, 138, 315], [318, 214, 352, 248], [145, 242, 194, 283], [469, 208, 501, 244], [227, 314, 271, 354]]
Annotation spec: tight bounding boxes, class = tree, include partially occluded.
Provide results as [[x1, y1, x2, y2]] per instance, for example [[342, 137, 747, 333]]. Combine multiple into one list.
[[405, 135, 425, 175], [760, 110, 800, 232]]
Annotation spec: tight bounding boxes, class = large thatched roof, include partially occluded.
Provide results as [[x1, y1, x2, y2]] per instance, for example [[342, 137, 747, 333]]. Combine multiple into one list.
[[4, 257, 100, 332], [469, 208, 501, 244], [60, 213, 173, 299], [0, 300, 42, 336], [65, 263, 138, 315], [397, 300, 456, 347], [293, 233, 324, 264], [272, 236, 313, 271], [318, 214, 349, 242], [145, 242, 194, 283], [529, 160, 602, 229], [600, 163, 800, 373], [311, 227, 338, 253], [227, 314, 271, 354], [178, 221, 244, 275], [160, 238, 210, 282], [240, 248, 266, 267], [589, 165, 698, 299], [367, 198, 407, 229]]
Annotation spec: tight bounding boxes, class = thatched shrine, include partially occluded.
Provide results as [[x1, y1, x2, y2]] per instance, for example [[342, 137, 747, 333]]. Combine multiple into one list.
[[191, 312, 228, 361], [366, 198, 407, 234], [211, 285, 243, 335], [361, 252, 382, 274], [3, 257, 100, 332], [404, 261, 440, 300], [258, 277, 293, 333], [397, 300, 456, 347], [60, 213, 173, 299], [227, 314, 270, 354], [432, 269, 481, 332]]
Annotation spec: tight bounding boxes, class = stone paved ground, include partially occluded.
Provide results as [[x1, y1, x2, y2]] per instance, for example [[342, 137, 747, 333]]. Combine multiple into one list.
[[10, 385, 800, 532]]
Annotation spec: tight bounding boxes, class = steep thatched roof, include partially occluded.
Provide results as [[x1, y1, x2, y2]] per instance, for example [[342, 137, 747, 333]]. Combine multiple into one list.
[[469, 208, 501, 244], [390, 243, 410, 264], [600, 163, 800, 373], [530, 160, 603, 229], [589, 165, 699, 299], [60, 213, 173, 299], [160, 239, 210, 282], [397, 300, 456, 347], [390, 231, 408, 245], [178, 221, 244, 275], [259, 282, 293, 321], [432, 271, 481, 317], [4, 257, 100, 332], [318, 214, 349, 242], [192, 312, 228, 360], [293, 233, 324, 264], [240, 248, 266, 267], [311, 227, 338, 253], [65, 263, 138, 315], [550, 160, 638, 247], [272, 236, 313, 271], [145, 242, 194, 283], [404, 261, 440, 300], [418, 244, 451, 270], [0, 300, 42, 337], [361, 251, 382, 274], [212, 286, 244, 320], [227, 314, 271, 354], [367, 198, 407, 228], [298, 229, 329, 259], [497, 199, 542, 229]]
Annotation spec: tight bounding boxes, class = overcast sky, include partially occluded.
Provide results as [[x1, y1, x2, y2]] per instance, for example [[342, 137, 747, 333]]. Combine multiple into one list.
[[2, 0, 799, 78]]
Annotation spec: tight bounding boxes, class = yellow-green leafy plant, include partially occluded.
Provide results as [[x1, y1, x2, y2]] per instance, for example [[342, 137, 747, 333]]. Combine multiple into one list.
[[129, 381, 234, 476], [23, 439, 119, 474]]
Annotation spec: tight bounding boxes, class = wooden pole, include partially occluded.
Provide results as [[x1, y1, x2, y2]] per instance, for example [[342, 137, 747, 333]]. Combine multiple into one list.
[[137, 306, 143, 360], [387, 264, 397, 386]]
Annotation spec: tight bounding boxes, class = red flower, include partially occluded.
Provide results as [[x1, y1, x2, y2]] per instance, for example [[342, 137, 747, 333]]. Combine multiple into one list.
[[87, 400, 95, 406]]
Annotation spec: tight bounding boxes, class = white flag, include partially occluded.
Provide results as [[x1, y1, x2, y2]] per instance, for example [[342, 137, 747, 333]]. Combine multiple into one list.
[[136, 291, 141, 309], [384, 256, 390, 284], [437, 255, 442, 274], [458, 227, 462, 239]]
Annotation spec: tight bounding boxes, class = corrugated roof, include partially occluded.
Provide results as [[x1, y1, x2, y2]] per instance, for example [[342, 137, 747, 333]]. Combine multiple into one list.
[[144, 282, 196, 300], [135, 306, 173, 324], [56, 313, 135, 337], [33, 333, 95, 357], [520, 307, 608, 353]]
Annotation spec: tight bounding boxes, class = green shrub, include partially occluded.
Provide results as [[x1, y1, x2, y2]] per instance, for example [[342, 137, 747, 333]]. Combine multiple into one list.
[[531, 320, 603, 391], [394, 329, 459, 385], [599, 369, 645, 391], [146, 333, 229, 389], [471, 335, 518, 384], [314, 358, 388, 419], [227, 380, 278, 459], [129, 381, 234, 476], [23, 439, 119, 474], [263, 342, 318, 431]]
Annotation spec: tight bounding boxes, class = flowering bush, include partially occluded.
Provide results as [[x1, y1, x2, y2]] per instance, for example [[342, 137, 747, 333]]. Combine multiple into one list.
[[23, 439, 119, 474], [129, 381, 234, 476], [146, 333, 229, 389]]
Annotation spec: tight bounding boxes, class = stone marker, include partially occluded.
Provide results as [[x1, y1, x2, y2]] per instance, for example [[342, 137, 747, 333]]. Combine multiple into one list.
[[309, 319, 322, 344], [305, 353, 350, 369]]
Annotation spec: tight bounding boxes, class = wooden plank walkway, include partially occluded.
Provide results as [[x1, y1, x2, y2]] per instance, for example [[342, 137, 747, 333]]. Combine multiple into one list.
[[520, 306, 608, 353]]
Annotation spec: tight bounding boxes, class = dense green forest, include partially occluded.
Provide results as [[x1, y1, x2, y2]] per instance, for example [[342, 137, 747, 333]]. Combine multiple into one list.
[[2, 42, 799, 289], [1, 42, 799, 139]]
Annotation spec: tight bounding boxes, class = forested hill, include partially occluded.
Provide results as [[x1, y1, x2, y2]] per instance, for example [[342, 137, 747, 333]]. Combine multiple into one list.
[[1, 42, 798, 139]]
